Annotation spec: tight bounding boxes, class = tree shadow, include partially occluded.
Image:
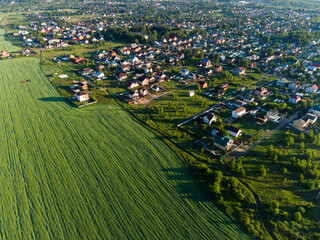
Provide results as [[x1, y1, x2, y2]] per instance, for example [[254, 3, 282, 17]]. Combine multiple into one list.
[[38, 97, 66, 102], [162, 167, 210, 203], [38, 97, 78, 108]]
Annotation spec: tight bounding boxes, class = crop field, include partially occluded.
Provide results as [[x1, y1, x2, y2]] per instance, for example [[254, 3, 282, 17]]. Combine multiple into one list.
[[0, 29, 21, 52], [0, 57, 250, 239]]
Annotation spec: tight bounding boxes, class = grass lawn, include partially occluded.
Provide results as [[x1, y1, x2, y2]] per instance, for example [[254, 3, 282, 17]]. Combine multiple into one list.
[[231, 115, 262, 136], [40, 41, 125, 60], [0, 29, 21, 52]]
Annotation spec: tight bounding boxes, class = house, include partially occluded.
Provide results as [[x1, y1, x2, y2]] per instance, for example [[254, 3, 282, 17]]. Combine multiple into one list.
[[107, 50, 117, 58], [220, 84, 228, 91], [129, 90, 139, 100], [198, 81, 208, 89], [93, 71, 105, 80], [233, 100, 247, 108], [311, 104, 320, 117], [232, 107, 246, 118], [289, 95, 301, 104], [177, 52, 184, 59], [305, 113, 318, 124], [76, 91, 89, 102], [211, 130, 219, 137], [151, 85, 161, 92], [116, 72, 127, 81], [81, 68, 93, 76], [206, 69, 214, 76], [201, 112, 217, 125], [140, 87, 149, 96], [22, 49, 31, 55], [213, 65, 223, 72], [253, 114, 268, 125], [137, 77, 150, 86], [293, 118, 308, 131], [201, 59, 212, 68], [277, 78, 289, 86], [144, 68, 152, 74], [214, 135, 234, 151], [130, 56, 140, 64], [239, 86, 246, 92], [126, 81, 139, 89], [242, 95, 254, 103], [188, 91, 195, 97], [232, 67, 246, 75], [225, 126, 242, 137], [267, 109, 281, 122], [213, 88, 225, 98], [80, 82, 88, 91], [254, 87, 268, 97], [181, 69, 189, 77], [305, 84, 318, 94], [288, 82, 299, 91], [121, 64, 131, 72], [73, 57, 86, 64], [1, 51, 10, 58], [224, 57, 235, 64]]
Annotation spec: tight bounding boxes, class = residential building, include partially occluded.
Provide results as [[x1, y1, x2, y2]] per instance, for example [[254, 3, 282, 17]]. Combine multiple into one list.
[[225, 126, 242, 137], [305, 113, 318, 124], [214, 136, 234, 151], [232, 67, 246, 75], [253, 114, 268, 125], [254, 87, 268, 97], [116, 72, 127, 81], [305, 84, 318, 94], [201, 112, 217, 125], [311, 104, 320, 117], [293, 119, 308, 131], [188, 91, 195, 97], [232, 107, 246, 118], [76, 91, 89, 102], [289, 95, 301, 104], [129, 90, 139, 100], [198, 81, 208, 89]]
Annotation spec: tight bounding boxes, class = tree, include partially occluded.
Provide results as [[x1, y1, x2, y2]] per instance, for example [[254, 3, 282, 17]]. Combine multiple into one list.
[[299, 132, 305, 141], [293, 211, 302, 222], [299, 174, 304, 182], [282, 167, 287, 174], [298, 207, 306, 214], [285, 136, 294, 146], [309, 129, 314, 139], [270, 200, 280, 209], [260, 165, 267, 177]]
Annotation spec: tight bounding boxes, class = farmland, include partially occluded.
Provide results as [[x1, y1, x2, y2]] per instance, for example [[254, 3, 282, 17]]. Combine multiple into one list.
[[0, 29, 20, 52], [0, 57, 250, 239]]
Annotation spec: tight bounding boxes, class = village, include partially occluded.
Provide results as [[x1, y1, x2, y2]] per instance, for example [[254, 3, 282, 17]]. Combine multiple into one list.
[[1, 0, 320, 239], [1, 1, 320, 156]]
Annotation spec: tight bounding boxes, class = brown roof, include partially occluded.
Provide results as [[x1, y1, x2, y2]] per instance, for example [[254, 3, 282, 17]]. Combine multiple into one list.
[[235, 107, 246, 113]]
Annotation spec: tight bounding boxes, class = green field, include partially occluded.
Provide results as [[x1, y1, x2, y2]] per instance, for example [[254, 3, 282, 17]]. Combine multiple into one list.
[[0, 57, 250, 239], [0, 29, 21, 52]]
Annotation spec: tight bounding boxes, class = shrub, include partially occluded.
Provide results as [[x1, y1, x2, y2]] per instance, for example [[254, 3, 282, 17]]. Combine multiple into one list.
[[293, 211, 302, 222], [298, 207, 305, 214]]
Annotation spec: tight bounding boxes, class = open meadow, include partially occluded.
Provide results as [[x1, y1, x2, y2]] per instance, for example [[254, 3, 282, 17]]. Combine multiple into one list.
[[0, 57, 251, 239], [0, 29, 21, 52]]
